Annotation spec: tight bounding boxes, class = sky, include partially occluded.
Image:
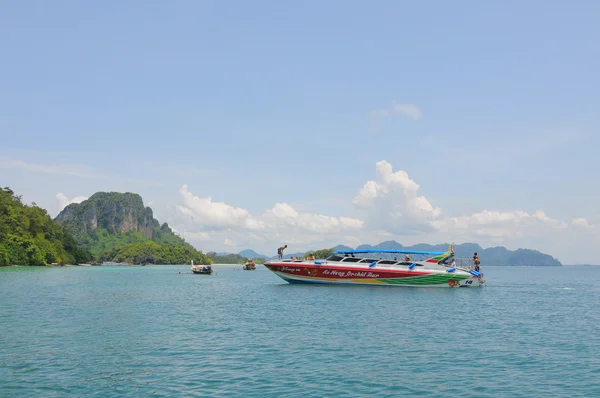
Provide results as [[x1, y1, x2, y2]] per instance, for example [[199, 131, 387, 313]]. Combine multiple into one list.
[[1, 1, 598, 264]]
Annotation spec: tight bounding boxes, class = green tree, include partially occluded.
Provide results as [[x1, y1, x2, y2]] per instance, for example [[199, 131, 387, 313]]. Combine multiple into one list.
[[304, 248, 335, 259], [206, 252, 250, 264], [0, 187, 92, 265], [108, 241, 211, 265]]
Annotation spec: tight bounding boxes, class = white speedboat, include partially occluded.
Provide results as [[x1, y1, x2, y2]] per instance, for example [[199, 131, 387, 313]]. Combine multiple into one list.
[[264, 246, 483, 287]]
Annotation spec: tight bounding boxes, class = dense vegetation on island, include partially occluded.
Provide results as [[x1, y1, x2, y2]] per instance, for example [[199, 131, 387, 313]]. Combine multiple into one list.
[[0, 187, 93, 265], [303, 248, 335, 259], [55, 192, 211, 265], [101, 241, 213, 265], [207, 252, 266, 264]]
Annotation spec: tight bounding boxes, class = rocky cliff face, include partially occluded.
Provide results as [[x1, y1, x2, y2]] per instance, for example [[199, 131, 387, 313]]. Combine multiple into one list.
[[55, 192, 161, 239]]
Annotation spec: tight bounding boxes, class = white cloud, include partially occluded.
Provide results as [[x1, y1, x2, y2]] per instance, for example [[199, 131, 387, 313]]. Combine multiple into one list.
[[353, 160, 441, 233], [394, 103, 423, 120], [181, 228, 365, 259], [167, 161, 595, 263], [177, 184, 265, 230], [352, 161, 571, 241], [434, 209, 567, 239], [177, 185, 362, 236], [572, 217, 593, 228], [173, 184, 364, 254], [268, 203, 299, 219], [370, 102, 423, 122], [56, 193, 88, 212], [184, 231, 212, 241], [262, 203, 363, 234]]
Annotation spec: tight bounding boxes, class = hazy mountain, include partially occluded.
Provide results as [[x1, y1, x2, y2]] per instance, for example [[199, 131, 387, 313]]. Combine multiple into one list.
[[238, 249, 268, 259], [332, 244, 353, 252], [258, 240, 561, 266], [349, 241, 560, 266]]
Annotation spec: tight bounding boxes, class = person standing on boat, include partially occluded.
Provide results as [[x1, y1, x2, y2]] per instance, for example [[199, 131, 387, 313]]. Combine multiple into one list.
[[404, 254, 411, 262], [473, 253, 485, 283], [277, 245, 287, 260]]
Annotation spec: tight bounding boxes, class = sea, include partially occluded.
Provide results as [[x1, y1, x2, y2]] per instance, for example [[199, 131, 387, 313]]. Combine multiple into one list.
[[1, 265, 599, 397]]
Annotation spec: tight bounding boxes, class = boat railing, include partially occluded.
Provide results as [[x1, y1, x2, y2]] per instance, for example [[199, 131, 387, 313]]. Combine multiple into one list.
[[277, 256, 479, 269], [451, 258, 476, 269]]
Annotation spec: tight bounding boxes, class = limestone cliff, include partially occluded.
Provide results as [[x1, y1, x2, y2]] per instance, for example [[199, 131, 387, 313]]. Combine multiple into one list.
[[55, 192, 183, 256], [56, 192, 160, 237]]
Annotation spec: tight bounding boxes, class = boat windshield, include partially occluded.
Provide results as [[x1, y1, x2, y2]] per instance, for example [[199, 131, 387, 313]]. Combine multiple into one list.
[[377, 260, 397, 265], [358, 258, 379, 263], [341, 257, 361, 263], [325, 255, 344, 262]]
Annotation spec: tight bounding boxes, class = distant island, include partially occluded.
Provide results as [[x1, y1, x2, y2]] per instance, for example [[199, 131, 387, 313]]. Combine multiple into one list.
[[207, 252, 266, 264], [1, 187, 562, 267], [225, 241, 562, 266]]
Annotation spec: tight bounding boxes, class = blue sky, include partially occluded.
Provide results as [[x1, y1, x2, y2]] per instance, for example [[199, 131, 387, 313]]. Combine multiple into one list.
[[1, 1, 598, 263]]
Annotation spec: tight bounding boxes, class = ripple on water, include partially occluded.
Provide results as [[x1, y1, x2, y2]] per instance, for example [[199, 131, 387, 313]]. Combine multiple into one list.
[[1, 265, 600, 397]]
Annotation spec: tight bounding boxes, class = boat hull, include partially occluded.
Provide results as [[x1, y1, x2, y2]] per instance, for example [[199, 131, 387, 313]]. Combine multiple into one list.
[[191, 268, 212, 275], [264, 262, 480, 287]]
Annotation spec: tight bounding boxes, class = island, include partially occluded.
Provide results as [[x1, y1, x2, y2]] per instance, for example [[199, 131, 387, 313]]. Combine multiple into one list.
[[1, 187, 563, 267], [55, 192, 212, 265], [0, 187, 92, 265]]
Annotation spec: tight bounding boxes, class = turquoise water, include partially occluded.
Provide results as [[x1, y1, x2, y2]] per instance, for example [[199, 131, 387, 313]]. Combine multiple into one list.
[[1, 265, 599, 397]]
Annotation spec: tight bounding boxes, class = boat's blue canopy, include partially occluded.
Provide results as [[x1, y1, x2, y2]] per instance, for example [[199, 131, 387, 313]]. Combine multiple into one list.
[[334, 249, 447, 256]]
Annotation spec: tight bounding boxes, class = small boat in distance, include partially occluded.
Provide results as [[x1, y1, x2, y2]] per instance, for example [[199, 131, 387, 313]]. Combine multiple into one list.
[[191, 260, 213, 275], [243, 259, 256, 270], [263, 246, 484, 288]]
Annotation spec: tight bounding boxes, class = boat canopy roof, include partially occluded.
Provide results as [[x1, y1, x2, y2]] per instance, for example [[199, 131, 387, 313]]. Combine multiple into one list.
[[335, 249, 448, 256]]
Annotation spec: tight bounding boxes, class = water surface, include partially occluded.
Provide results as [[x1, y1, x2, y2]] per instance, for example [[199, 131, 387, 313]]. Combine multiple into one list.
[[1, 265, 599, 397]]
